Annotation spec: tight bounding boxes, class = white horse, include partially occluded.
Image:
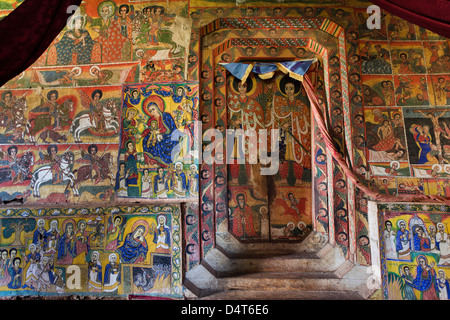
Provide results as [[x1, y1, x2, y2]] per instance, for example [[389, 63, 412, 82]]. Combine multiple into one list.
[[69, 100, 120, 143], [30, 152, 78, 198]]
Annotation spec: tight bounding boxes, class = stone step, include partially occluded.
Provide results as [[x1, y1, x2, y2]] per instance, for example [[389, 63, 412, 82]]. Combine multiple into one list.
[[183, 232, 375, 300], [202, 244, 345, 277], [185, 266, 371, 299], [196, 289, 365, 300], [215, 272, 369, 292], [215, 232, 329, 258]]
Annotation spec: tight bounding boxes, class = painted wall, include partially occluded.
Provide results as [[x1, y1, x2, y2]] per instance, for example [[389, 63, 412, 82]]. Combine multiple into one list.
[[378, 203, 450, 300], [0, 204, 182, 298], [0, 0, 449, 298]]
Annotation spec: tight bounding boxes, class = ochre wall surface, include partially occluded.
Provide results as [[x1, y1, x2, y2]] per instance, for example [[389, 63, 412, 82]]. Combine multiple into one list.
[[378, 203, 450, 300], [0, 204, 182, 298], [0, 0, 449, 299]]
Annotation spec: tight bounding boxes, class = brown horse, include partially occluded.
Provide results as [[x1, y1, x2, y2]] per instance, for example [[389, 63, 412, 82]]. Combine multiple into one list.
[[29, 99, 73, 142], [71, 152, 114, 194]]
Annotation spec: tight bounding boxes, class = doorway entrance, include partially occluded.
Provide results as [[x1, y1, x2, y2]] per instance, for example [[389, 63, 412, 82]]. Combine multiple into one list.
[[226, 70, 313, 242]]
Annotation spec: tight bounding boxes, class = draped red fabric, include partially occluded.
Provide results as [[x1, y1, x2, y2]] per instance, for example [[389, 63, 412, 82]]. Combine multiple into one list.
[[369, 0, 450, 39], [0, 0, 82, 87], [303, 74, 450, 206]]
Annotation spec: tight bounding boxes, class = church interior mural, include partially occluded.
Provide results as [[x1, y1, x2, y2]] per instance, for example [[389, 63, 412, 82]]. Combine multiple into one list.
[[0, 204, 182, 298], [0, 0, 449, 300], [378, 203, 450, 300]]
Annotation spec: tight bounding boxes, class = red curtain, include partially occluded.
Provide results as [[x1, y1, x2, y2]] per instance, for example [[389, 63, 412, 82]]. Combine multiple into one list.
[[369, 0, 450, 38], [0, 0, 82, 87]]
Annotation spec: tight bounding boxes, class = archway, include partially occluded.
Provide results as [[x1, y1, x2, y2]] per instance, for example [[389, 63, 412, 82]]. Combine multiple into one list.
[[197, 16, 357, 263]]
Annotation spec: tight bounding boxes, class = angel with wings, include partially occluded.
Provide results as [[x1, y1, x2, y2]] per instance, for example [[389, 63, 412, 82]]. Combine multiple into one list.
[[79, 89, 106, 133]]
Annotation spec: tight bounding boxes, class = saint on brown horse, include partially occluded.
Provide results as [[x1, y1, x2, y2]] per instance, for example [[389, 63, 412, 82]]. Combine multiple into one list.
[[72, 152, 114, 194]]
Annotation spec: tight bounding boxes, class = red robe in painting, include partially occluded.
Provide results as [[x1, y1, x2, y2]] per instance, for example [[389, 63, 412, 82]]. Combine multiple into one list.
[[231, 204, 258, 238], [76, 230, 90, 257], [94, 17, 130, 63], [273, 197, 305, 217]]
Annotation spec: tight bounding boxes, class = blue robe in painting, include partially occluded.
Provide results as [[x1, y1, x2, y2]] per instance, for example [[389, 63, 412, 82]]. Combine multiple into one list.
[[33, 228, 46, 246], [175, 171, 187, 190], [153, 174, 168, 194], [152, 225, 171, 247], [104, 263, 121, 287], [395, 229, 410, 253], [40, 70, 72, 83], [57, 232, 77, 262], [412, 230, 431, 252], [142, 112, 183, 165], [116, 233, 148, 263], [7, 266, 22, 289], [55, 29, 95, 65], [411, 262, 439, 299], [125, 152, 139, 186], [88, 261, 102, 283]]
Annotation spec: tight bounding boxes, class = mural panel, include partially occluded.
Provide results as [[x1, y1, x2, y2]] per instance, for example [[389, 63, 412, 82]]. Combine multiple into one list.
[[379, 203, 450, 300], [0, 86, 121, 204], [403, 107, 450, 166], [0, 204, 182, 298], [117, 82, 199, 200], [1, 0, 450, 274], [226, 72, 312, 241]]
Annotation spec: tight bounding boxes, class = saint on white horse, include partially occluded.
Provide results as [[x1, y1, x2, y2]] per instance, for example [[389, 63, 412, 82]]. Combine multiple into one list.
[[30, 151, 78, 198], [69, 90, 120, 143]]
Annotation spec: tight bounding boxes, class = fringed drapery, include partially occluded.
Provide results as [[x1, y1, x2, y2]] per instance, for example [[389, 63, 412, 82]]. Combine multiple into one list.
[[369, 0, 450, 39], [0, 0, 82, 87]]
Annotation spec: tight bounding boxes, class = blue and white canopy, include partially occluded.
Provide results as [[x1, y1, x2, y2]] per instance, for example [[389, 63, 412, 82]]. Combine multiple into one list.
[[219, 58, 317, 83]]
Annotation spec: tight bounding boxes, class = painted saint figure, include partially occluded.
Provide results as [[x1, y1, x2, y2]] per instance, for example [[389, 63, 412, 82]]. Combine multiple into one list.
[[384, 220, 397, 259], [43, 220, 60, 255], [90, 1, 131, 63], [436, 222, 450, 265], [87, 251, 102, 293], [231, 193, 258, 239], [74, 219, 90, 264], [411, 255, 439, 300], [137, 99, 181, 166], [33, 219, 47, 251], [141, 169, 153, 198], [103, 253, 121, 293], [23, 244, 41, 289], [271, 76, 311, 169], [54, 15, 96, 65], [187, 164, 199, 196], [116, 225, 148, 263], [153, 167, 168, 198], [152, 215, 171, 254], [410, 124, 437, 164], [400, 265, 417, 300], [115, 162, 128, 197], [411, 225, 431, 252], [57, 221, 77, 265], [7, 257, 23, 289], [105, 215, 125, 251], [395, 220, 411, 260], [0, 249, 11, 287], [172, 162, 187, 197], [437, 269, 450, 300]]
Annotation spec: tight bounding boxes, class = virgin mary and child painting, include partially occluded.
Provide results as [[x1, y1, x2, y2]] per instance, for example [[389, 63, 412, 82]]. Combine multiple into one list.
[[119, 87, 196, 169], [117, 85, 198, 199], [135, 95, 185, 167]]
